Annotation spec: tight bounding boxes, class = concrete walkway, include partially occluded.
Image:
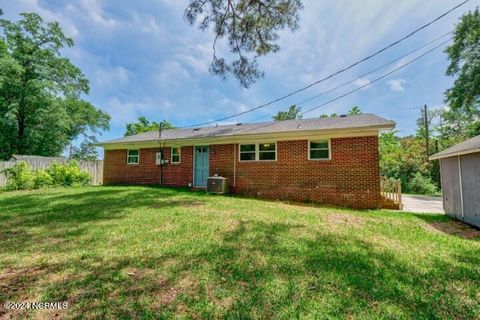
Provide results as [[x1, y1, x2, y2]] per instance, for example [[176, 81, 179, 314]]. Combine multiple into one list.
[[402, 195, 444, 214]]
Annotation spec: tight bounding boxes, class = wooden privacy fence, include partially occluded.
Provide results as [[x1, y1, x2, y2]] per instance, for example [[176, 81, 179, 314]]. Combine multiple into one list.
[[0, 160, 103, 187], [380, 176, 403, 210]]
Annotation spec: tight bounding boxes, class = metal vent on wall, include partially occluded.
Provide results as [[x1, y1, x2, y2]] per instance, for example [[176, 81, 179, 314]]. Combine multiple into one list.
[[207, 176, 229, 194]]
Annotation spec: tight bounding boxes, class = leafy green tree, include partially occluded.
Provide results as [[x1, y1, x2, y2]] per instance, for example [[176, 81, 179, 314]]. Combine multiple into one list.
[[185, 0, 303, 88], [319, 113, 337, 118], [347, 106, 362, 115], [443, 7, 480, 138], [379, 131, 438, 194], [273, 105, 302, 121], [70, 136, 99, 161], [0, 13, 109, 160], [318, 106, 362, 119], [124, 116, 174, 136]]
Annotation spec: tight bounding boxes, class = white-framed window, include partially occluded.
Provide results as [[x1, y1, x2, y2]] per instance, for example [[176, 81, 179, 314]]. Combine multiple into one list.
[[127, 149, 139, 164], [240, 144, 256, 161], [239, 143, 276, 161], [309, 140, 330, 160], [171, 147, 180, 163], [259, 143, 276, 160]]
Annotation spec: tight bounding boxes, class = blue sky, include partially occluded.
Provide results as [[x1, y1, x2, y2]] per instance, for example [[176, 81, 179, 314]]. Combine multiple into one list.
[[2, 0, 478, 150]]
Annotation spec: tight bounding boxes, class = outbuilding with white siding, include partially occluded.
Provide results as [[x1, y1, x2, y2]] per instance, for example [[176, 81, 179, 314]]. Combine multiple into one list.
[[430, 135, 480, 228]]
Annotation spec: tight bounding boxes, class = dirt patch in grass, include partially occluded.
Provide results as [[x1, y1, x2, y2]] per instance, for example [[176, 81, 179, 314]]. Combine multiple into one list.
[[122, 267, 155, 280], [0, 266, 44, 299], [149, 200, 204, 209], [157, 287, 179, 307], [0, 267, 44, 319], [425, 221, 480, 239], [153, 273, 199, 309], [0, 230, 20, 241], [327, 213, 367, 228]]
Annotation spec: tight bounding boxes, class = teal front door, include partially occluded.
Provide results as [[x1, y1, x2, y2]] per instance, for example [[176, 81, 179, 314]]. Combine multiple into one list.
[[194, 146, 209, 187]]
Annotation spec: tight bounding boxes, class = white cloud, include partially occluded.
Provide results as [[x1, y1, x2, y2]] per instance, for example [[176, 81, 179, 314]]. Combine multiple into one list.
[[76, 0, 117, 29], [176, 42, 212, 74], [260, 0, 422, 87], [154, 61, 192, 90], [107, 98, 148, 125], [93, 65, 130, 88], [388, 79, 407, 92], [5, 0, 475, 135], [353, 78, 372, 90], [106, 97, 173, 125], [9, 0, 79, 38]]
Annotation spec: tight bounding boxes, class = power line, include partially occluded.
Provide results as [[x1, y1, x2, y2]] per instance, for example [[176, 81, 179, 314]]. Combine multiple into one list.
[[246, 32, 451, 123], [182, 0, 469, 128], [299, 39, 451, 116], [232, 38, 451, 135]]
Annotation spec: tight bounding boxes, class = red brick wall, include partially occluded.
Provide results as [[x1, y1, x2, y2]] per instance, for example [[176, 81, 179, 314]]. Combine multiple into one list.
[[103, 136, 381, 208], [209, 137, 381, 209], [103, 147, 193, 187]]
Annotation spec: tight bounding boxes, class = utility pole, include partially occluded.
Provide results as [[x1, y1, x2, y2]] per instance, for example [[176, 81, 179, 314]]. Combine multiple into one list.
[[423, 104, 429, 158]]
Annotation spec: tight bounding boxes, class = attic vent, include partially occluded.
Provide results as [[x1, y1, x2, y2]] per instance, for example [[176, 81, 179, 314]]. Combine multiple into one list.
[[193, 128, 201, 131], [340, 114, 347, 117], [236, 123, 242, 126]]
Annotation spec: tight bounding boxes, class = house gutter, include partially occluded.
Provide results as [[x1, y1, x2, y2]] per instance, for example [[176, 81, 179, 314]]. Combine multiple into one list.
[[98, 125, 394, 150]]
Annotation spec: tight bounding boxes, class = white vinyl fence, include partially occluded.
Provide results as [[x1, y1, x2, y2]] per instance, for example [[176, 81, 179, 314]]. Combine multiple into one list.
[[0, 159, 103, 187]]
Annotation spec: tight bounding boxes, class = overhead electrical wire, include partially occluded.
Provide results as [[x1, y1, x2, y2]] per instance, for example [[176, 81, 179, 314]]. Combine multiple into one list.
[[301, 39, 451, 117], [230, 37, 452, 135], [245, 32, 452, 123], [181, 0, 469, 128]]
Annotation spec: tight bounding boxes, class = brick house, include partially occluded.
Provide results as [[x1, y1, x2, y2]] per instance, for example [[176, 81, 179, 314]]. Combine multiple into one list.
[[98, 114, 395, 208]]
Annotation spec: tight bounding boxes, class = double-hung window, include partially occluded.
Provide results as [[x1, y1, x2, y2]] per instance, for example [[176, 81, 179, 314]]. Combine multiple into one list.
[[171, 147, 181, 163], [239, 143, 276, 161], [240, 144, 256, 161], [127, 149, 139, 164], [258, 143, 276, 160], [309, 140, 330, 160]]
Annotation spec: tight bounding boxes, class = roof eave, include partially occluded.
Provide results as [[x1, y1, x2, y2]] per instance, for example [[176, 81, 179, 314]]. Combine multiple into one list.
[[98, 123, 395, 149], [429, 147, 480, 160]]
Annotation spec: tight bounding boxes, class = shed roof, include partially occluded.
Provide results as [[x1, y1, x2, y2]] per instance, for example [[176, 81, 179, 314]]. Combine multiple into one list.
[[99, 113, 395, 146], [429, 135, 480, 160]]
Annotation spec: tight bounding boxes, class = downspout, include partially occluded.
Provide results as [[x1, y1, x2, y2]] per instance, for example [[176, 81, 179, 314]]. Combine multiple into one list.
[[233, 143, 236, 187]]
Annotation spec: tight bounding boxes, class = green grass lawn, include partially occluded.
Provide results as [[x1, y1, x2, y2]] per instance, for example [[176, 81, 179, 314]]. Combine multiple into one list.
[[0, 186, 479, 319]]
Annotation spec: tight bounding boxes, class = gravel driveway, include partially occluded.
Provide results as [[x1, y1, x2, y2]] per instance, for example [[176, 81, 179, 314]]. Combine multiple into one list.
[[402, 195, 444, 213]]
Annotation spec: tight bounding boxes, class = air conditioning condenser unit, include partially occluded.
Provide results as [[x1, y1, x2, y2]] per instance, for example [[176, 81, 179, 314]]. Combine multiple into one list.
[[207, 176, 229, 194]]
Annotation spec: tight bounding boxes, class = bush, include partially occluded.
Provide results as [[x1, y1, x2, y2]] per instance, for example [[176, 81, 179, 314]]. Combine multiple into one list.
[[2, 160, 91, 191], [33, 169, 53, 189], [2, 161, 34, 190], [47, 161, 91, 186], [407, 172, 438, 195]]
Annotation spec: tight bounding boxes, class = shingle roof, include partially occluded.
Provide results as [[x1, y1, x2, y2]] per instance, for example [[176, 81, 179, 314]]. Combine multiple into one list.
[[429, 135, 480, 160], [99, 113, 395, 145]]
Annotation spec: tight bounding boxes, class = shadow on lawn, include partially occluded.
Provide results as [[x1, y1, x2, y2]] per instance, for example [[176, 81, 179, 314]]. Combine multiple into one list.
[[2, 219, 478, 319], [413, 213, 480, 240], [0, 187, 208, 255], [1, 187, 479, 318]]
